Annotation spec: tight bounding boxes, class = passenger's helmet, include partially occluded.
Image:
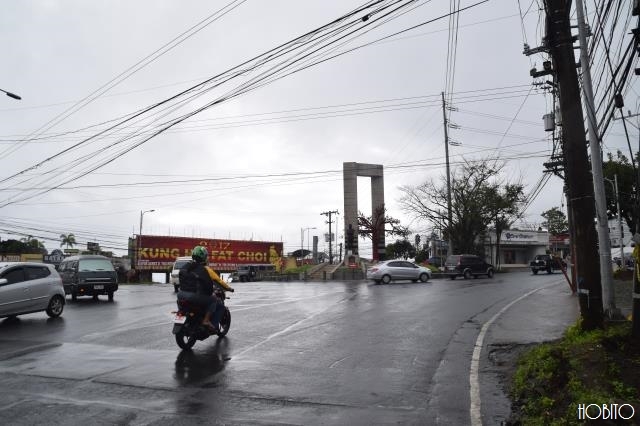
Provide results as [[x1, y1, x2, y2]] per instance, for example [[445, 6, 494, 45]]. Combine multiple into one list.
[[191, 246, 209, 264]]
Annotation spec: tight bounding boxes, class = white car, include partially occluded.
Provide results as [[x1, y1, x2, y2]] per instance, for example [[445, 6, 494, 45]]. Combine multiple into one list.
[[366, 260, 432, 284], [0, 262, 65, 319]]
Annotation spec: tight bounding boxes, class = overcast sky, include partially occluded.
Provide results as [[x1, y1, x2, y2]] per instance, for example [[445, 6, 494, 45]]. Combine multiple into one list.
[[1, 0, 638, 258]]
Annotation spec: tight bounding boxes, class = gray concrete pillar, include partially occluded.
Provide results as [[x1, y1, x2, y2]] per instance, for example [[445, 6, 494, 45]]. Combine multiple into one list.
[[343, 162, 359, 254], [371, 174, 385, 260]]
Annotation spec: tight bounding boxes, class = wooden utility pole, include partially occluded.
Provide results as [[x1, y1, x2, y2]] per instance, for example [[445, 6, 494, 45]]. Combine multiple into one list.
[[441, 92, 454, 257], [545, 0, 603, 329]]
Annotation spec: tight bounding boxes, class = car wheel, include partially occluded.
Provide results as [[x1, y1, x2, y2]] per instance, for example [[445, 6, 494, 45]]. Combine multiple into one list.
[[71, 290, 77, 301], [381, 274, 392, 284], [450, 275, 456, 280], [487, 269, 494, 278], [174, 285, 179, 293], [532, 269, 538, 275], [93, 294, 99, 301], [464, 270, 472, 279], [108, 292, 114, 302], [46, 295, 64, 318], [419, 273, 429, 283]]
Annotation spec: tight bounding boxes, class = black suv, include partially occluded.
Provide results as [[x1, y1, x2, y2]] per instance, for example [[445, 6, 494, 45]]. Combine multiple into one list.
[[444, 254, 494, 280]]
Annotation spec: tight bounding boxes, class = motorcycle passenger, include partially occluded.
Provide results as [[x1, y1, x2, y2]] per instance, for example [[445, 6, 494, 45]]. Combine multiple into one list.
[[177, 246, 234, 333]]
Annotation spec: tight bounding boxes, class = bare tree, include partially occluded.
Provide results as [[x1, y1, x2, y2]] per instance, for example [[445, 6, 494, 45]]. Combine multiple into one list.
[[358, 205, 409, 261], [399, 159, 523, 259]]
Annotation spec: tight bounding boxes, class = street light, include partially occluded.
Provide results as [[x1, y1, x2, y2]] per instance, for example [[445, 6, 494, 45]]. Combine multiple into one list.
[[0, 88, 21, 100], [301, 227, 316, 265], [604, 176, 625, 270], [305, 227, 316, 263], [139, 209, 155, 236], [137, 209, 155, 271]]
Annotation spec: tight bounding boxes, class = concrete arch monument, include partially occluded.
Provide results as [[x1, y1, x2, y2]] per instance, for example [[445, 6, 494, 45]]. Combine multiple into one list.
[[343, 162, 385, 261]]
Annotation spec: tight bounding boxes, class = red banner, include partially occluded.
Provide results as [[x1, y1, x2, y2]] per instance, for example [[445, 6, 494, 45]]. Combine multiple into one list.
[[135, 235, 283, 271]]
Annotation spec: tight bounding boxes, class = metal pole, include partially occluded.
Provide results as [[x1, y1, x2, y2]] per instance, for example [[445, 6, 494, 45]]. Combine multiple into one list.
[[605, 176, 626, 270], [614, 175, 625, 270], [138, 209, 154, 273], [575, 0, 617, 318], [307, 227, 316, 259], [300, 228, 304, 266], [442, 92, 453, 257]]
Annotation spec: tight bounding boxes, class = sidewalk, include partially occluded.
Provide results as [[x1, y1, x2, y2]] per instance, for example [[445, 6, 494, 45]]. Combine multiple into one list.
[[481, 280, 579, 425], [481, 274, 635, 424]]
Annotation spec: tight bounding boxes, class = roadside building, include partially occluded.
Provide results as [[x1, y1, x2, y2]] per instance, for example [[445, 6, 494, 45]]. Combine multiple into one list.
[[485, 229, 549, 268]]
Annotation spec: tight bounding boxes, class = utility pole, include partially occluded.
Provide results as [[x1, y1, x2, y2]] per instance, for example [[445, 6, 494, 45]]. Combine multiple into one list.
[[545, 0, 603, 329], [441, 91, 454, 257], [604, 175, 625, 270], [575, 0, 618, 318], [321, 210, 339, 264]]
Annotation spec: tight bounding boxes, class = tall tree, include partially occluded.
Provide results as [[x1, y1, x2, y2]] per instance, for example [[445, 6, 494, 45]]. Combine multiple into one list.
[[602, 150, 637, 233], [358, 205, 409, 261], [399, 159, 519, 255], [486, 182, 525, 269], [13, 236, 47, 254], [60, 233, 76, 249], [541, 207, 569, 235], [385, 239, 416, 260]]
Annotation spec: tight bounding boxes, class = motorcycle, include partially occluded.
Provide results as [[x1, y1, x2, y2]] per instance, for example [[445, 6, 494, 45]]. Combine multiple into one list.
[[172, 288, 231, 350]]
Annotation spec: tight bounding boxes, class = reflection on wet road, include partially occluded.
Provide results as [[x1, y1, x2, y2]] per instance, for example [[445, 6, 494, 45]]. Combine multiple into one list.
[[0, 274, 574, 425]]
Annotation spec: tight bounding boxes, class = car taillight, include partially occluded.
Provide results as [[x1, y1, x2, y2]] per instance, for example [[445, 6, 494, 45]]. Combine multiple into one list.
[[370, 267, 379, 272]]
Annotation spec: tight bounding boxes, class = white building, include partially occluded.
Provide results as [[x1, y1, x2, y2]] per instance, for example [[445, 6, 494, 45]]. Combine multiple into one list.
[[485, 229, 549, 266], [608, 217, 631, 248]]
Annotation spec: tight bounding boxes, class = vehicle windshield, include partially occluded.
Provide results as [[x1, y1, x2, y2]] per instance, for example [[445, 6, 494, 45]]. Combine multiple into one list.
[[173, 260, 190, 270], [79, 259, 115, 272]]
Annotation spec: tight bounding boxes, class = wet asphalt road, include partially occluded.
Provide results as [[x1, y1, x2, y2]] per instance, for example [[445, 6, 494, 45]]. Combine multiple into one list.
[[0, 271, 578, 425]]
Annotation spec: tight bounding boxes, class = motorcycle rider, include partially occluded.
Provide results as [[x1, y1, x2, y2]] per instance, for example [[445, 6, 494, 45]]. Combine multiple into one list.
[[177, 245, 234, 332]]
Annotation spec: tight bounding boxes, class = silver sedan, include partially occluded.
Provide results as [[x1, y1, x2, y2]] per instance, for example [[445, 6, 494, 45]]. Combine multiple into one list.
[[366, 260, 432, 284], [0, 262, 65, 319]]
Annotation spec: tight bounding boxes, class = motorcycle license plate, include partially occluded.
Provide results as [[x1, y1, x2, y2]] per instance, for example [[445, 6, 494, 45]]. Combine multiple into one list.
[[173, 314, 186, 324], [94, 285, 104, 290]]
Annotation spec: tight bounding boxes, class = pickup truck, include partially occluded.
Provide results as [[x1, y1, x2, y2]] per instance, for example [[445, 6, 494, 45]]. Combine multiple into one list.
[[530, 254, 565, 275]]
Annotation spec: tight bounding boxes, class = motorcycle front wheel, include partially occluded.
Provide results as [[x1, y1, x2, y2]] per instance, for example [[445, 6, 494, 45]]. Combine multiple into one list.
[[218, 308, 231, 337], [175, 330, 197, 350]]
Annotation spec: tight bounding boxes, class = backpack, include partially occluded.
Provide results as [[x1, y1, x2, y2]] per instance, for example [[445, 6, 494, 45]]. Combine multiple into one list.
[[178, 261, 198, 292]]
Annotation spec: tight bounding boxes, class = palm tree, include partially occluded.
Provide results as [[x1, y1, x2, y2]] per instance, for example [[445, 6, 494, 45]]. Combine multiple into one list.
[[60, 233, 76, 249]]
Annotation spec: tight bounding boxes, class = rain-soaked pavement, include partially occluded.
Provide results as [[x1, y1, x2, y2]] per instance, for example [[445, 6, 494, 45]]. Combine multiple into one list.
[[0, 271, 578, 425]]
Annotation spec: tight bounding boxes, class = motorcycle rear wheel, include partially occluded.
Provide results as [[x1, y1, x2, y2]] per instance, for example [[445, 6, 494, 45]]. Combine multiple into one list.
[[218, 308, 231, 337], [175, 331, 197, 350]]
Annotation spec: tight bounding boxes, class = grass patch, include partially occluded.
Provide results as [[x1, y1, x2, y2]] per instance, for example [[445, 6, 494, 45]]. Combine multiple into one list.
[[509, 321, 640, 424]]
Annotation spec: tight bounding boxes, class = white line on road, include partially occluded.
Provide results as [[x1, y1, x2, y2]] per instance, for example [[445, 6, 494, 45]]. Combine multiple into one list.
[[469, 284, 551, 426]]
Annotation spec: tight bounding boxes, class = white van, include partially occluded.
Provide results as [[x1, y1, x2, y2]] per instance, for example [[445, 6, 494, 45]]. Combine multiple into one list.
[[170, 256, 192, 292]]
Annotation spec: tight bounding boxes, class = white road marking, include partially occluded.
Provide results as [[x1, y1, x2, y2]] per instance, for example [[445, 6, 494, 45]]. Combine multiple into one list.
[[469, 285, 550, 426]]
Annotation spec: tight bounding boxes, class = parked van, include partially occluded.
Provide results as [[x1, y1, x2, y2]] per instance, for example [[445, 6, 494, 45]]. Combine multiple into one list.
[[230, 264, 276, 282], [170, 256, 192, 292], [58, 255, 118, 301]]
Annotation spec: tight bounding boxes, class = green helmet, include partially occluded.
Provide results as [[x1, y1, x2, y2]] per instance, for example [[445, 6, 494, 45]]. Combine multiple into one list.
[[191, 245, 209, 264]]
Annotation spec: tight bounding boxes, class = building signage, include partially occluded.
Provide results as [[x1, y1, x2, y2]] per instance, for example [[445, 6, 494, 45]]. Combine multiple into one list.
[[0, 255, 20, 262], [44, 255, 65, 264], [135, 235, 283, 271], [499, 230, 548, 245]]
